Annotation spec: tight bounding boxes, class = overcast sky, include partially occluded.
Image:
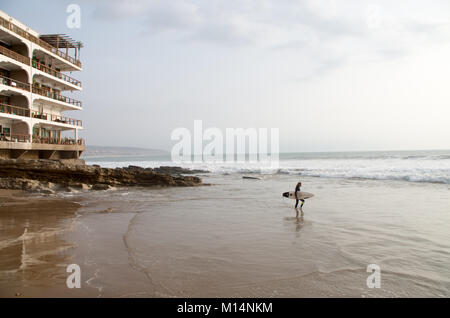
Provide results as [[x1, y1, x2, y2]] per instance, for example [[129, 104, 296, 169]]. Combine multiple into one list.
[[2, 0, 450, 152]]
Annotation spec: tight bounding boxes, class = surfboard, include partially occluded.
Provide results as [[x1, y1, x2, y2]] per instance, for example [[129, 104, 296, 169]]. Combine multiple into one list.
[[282, 191, 314, 200]]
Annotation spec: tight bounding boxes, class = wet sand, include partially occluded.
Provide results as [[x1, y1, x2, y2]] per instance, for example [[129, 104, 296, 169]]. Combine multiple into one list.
[[0, 176, 449, 298], [0, 190, 81, 297]]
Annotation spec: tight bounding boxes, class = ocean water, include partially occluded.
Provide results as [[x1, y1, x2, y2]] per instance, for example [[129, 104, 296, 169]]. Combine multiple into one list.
[[76, 150, 450, 297], [1, 150, 449, 297], [86, 149, 450, 184]]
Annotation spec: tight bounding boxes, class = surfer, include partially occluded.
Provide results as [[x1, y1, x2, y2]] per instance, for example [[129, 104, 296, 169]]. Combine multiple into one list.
[[295, 181, 305, 209]]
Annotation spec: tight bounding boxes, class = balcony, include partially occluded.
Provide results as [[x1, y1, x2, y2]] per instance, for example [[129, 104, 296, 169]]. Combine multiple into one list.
[[32, 86, 82, 108], [32, 111, 82, 127], [0, 74, 30, 91], [0, 16, 81, 68], [0, 133, 85, 146], [32, 60, 82, 88], [0, 133, 84, 145], [32, 136, 85, 145], [0, 133, 30, 142], [0, 45, 30, 65], [0, 102, 30, 117]]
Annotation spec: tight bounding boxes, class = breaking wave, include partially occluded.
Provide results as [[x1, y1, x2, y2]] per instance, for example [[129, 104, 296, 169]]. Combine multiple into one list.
[[85, 150, 450, 185]]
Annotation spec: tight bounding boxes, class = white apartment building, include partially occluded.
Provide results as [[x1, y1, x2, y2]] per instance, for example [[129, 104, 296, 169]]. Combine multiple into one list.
[[0, 10, 84, 160]]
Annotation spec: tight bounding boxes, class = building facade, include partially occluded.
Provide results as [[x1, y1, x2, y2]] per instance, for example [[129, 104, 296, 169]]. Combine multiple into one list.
[[0, 10, 84, 160]]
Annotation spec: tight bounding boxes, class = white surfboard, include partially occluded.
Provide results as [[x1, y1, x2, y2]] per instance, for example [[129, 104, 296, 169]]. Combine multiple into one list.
[[282, 191, 314, 200]]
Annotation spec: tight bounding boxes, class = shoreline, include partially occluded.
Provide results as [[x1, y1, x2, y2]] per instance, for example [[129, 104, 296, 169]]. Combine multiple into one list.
[[0, 174, 449, 297]]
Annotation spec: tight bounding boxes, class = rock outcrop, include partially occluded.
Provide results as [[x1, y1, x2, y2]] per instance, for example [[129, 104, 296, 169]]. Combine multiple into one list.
[[242, 176, 261, 180], [153, 166, 209, 175], [0, 159, 203, 192]]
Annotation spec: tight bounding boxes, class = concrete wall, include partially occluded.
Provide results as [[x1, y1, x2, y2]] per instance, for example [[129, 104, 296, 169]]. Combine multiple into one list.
[[0, 149, 10, 159], [9, 95, 29, 107], [10, 43, 28, 57], [0, 148, 82, 159], [31, 99, 63, 117], [16, 150, 39, 159], [9, 70, 28, 83], [11, 121, 30, 135], [32, 74, 67, 94], [0, 118, 11, 130]]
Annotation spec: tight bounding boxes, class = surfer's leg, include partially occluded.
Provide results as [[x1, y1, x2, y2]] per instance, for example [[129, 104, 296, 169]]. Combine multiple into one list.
[[295, 199, 299, 208], [300, 199, 305, 207]]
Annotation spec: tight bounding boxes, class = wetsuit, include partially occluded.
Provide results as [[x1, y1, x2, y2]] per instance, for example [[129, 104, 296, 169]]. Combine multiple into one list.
[[295, 184, 305, 208]]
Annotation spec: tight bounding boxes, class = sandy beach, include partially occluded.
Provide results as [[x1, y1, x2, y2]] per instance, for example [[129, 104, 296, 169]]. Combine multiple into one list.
[[1, 171, 449, 298]]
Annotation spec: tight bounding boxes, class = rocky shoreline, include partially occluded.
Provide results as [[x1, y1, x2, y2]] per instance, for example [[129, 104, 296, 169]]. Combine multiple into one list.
[[0, 159, 205, 194]]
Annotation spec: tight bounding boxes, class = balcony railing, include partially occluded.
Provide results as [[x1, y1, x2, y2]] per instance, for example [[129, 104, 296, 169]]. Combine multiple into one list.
[[0, 134, 84, 145], [0, 133, 30, 142], [0, 102, 30, 117], [0, 45, 30, 65], [32, 86, 82, 107], [0, 16, 81, 68], [31, 111, 82, 127], [0, 74, 30, 91], [32, 136, 84, 145], [32, 60, 82, 87]]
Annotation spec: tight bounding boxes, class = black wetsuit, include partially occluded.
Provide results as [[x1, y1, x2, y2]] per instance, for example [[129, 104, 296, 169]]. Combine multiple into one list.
[[295, 184, 305, 208]]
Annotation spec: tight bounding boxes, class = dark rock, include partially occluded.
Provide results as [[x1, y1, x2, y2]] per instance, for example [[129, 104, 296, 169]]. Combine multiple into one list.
[[0, 177, 58, 193], [153, 166, 209, 175], [67, 183, 90, 190], [0, 159, 203, 193], [243, 176, 261, 180], [92, 184, 112, 191], [126, 165, 144, 170]]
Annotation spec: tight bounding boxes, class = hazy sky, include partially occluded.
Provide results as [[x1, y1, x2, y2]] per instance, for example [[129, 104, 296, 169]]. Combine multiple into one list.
[[2, 0, 450, 152]]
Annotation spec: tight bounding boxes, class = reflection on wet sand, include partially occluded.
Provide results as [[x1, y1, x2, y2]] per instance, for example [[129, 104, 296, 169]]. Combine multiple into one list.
[[283, 209, 305, 232], [0, 191, 80, 297]]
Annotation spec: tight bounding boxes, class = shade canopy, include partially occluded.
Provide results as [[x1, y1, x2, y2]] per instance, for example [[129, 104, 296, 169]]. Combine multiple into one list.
[[39, 34, 83, 49]]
